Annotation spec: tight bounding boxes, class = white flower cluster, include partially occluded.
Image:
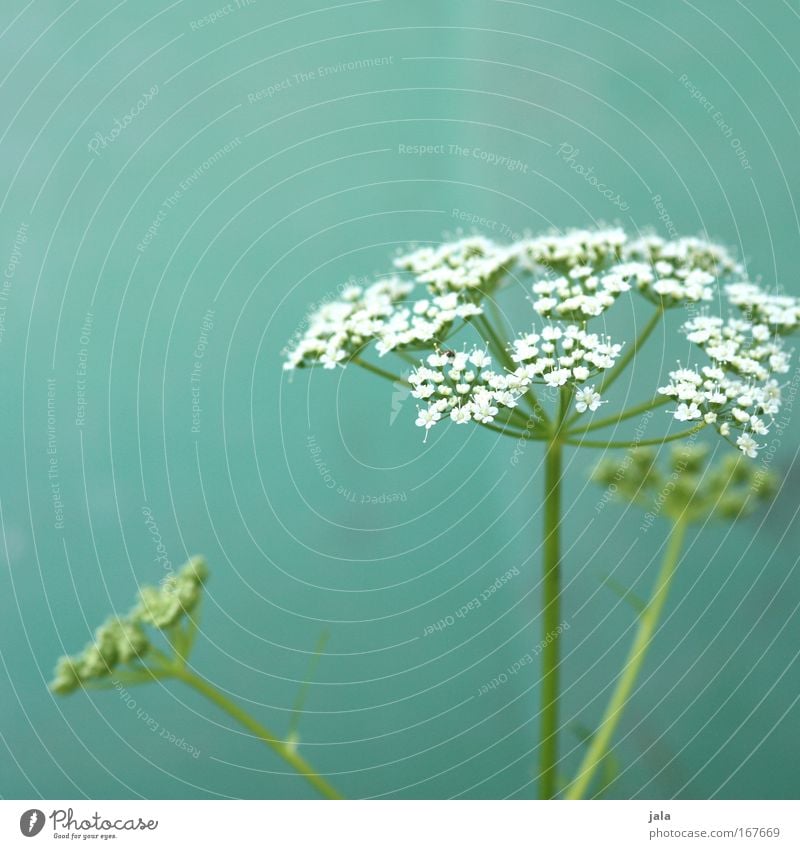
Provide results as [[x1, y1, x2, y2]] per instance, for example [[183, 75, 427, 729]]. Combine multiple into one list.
[[725, 282, 800, 331], [394, 236, 516, 294], [284, 227, 800, 455], [520, 230, 721, 311], [518, 228, 627, 273], [613, 260, 715, 305], [659, 311, 791, 457], [410, 349, 525, 440], [531, 264, 632, 319], [283, 278, 481, 369], [625, 234, 740, 277], [374, 292, 482, 356], [284, 230, 745, 373], [409, 324, 620, 437], [609, 234, 739, 306], [510, 324, 622, 390], [683, 315, 790, 378]]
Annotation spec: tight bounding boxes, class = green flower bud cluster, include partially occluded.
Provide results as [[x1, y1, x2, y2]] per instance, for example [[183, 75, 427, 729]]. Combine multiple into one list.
[[50, 557, 209, 695], [135, 556, 209, 628], [591, 445, 777, 523]]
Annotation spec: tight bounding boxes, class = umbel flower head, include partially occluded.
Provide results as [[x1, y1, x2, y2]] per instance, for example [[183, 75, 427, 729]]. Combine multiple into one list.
[[592, 444, 778, 522], [50, 557, 208, 695], [283, 228, 800, 457]]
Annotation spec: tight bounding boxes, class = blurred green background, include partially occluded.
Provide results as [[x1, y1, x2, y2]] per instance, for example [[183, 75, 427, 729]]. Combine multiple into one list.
[[0, 0, 798, 800]]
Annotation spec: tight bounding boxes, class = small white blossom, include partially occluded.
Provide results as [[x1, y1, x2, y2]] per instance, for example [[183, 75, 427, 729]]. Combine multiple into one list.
[[674, 402, 702, 421], [450, 406, 472, 424], [415, 407, 442, 440], [574, 386, 603, 413], [469, 349, 492, 368], [736, 432, 760, 458]]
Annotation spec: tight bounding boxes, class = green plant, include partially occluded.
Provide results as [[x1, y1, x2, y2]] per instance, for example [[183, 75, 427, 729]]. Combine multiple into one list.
[[282, 228, 797, 798], [50, 558, 342, 800], [565, 447, 777, 798]]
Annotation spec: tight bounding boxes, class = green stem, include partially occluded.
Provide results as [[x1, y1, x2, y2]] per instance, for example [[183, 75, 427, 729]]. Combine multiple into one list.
[[475, 313, 550, 428], [567, 395, 670, 436], [539, 398, 567, 799], [565, 517, 688, 799], [474, 313, 514, 371], [171, 665, 344, 800], [486, 296, 509, 339], [475, 419, 535, 440], [352, 357, 403, 384], [391, 352, 415, 366], [82, 667, 171, 689], [565, 307, 664, 430], [563, 423, 705, 449], [598, 306, 663, 395]]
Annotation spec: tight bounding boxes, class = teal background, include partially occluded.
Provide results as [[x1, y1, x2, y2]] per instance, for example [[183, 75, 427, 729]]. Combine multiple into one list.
[[0, 0, 798, 800]]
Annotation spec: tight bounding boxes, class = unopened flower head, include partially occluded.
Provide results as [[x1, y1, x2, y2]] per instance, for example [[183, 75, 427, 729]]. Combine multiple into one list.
[[50, 557, 209, 695], [592, 445, 777, 522], [50, 617, 150, 695], [135, 556, 209, 629]]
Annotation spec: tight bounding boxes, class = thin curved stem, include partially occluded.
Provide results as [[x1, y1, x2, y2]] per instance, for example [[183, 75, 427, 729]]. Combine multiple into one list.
[[171, 665, 343, 800], [566, 395, 671, 436], [474, 313, 514, 370], [563, 423, 705, 449], [474, 313, 550, 428], [81, 667, 171, 689], [391, 349, 419, 366], [565, 517, 688, 799], [475, 419, 538, 441], [352, 357, 403, 384], [598, 306, 664, 396], [564, 306, 664, 430]]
